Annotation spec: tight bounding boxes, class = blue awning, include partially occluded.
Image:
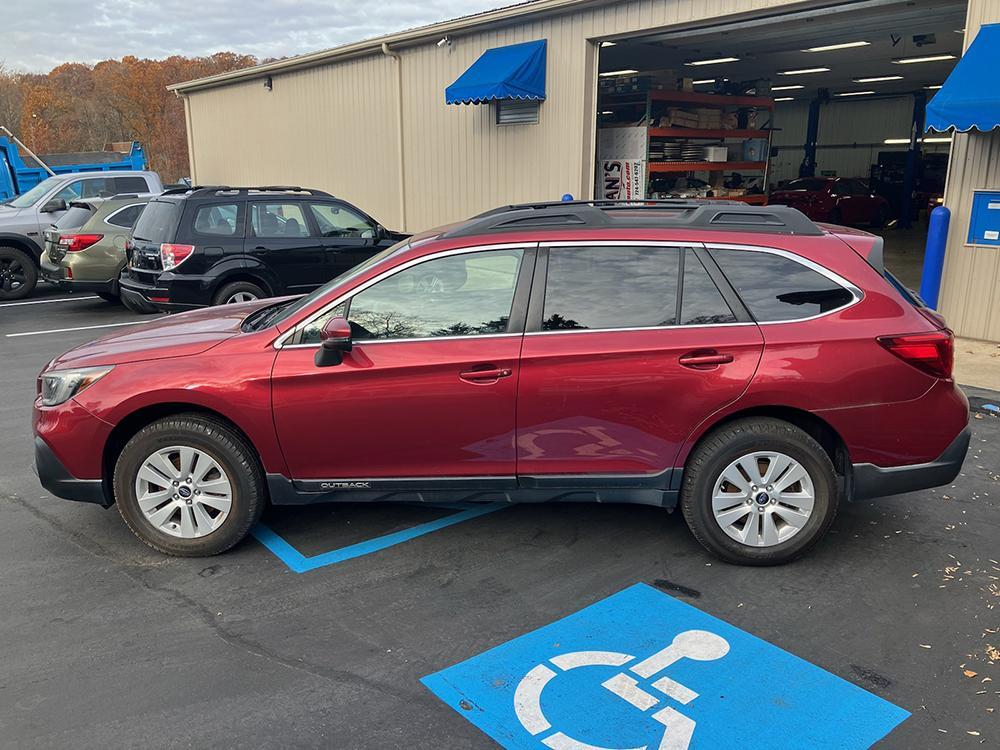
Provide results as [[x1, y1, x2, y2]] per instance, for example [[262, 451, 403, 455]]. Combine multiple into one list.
[[926, 24, 1000, 133], [445, 40, 546, 105]]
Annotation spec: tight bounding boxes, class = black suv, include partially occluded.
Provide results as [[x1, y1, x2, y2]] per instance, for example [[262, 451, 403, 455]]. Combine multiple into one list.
[[119, 186, 406, 311]]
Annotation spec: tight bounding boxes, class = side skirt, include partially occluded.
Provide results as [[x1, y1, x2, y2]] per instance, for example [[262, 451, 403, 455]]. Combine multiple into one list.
[[266, 470, 681, 509]]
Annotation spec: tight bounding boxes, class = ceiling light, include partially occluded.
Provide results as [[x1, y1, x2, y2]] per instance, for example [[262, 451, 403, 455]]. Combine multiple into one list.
[[685, 57, 740, 66], [600, 41, 616, 47], [883, 137, 953, 144], [803, 41, 870, 52], [834, 90, 876, 97], [884, 138, 911, 144], [779, 67, 830, 75], [599, 69, 638, 77], [600, 111, 614, 115], [853, 75, 904, 83], [774, 97, 795, 102], [771, 84, 804, 91], [924, 84, 943, 90], [692, 78, 716, 84], [924, 137, 952, 143], [892, 54, 957, 64]]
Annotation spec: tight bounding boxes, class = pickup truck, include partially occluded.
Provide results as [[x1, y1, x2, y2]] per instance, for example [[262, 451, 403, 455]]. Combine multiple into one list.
[[0, 170, 163, 300]]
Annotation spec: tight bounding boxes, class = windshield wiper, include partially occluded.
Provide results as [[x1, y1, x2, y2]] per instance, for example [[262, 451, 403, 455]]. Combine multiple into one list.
[[243, 300, 293, 332]]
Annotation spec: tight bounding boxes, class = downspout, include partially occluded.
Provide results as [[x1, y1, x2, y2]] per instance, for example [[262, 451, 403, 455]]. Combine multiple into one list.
[[381, 42, 407, 231]]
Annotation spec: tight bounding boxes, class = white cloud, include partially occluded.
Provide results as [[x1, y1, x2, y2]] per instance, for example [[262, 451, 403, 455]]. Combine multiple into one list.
[[2, 0, 513, 72]]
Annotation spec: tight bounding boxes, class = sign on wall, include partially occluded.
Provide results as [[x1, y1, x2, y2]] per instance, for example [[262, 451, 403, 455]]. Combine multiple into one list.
[[598, 159, 646, 200]]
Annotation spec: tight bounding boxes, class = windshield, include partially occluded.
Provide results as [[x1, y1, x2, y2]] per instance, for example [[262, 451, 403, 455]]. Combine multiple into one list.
[[5, 176, 63, 208], [266, 241, 407, 329]]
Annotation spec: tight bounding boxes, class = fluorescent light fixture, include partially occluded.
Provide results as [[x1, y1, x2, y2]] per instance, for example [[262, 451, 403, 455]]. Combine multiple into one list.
[[834, 90, 875, 97], [924, 84, 943, 90], [804, 41, 870, 52], [774, 97, 795, 102], [779, 67, 830, 75], [884, 137, 953, 144], [771, 84, 804, 91], [853, 75, 904, 83], [692, 78, 716, 84], [685, 56, 739, 66], [600, 41, 616, 47], [599, 69, 638, 77], [924, 136, 952, 143], [600, 111, 614, 115], [892, 54, 957, 64], [884, 138, 911, 144]]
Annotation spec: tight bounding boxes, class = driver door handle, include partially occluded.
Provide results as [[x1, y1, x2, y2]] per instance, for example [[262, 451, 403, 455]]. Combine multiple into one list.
[[459, 367, 512, 383], [679, 351, 734, 369]]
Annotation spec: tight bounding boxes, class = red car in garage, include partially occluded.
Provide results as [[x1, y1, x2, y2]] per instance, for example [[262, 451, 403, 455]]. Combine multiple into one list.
[[769, 177, 890, 227]]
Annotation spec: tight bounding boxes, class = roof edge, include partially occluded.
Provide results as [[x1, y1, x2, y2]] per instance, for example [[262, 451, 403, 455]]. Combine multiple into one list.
[[169, 0, 595, 94]]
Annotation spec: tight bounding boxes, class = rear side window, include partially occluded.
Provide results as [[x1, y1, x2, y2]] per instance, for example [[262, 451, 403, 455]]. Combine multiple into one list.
[[54, 205, 96, 230], [681, 253, 737, 325], [194, 203, 239, 236], [115, 176, 149, 194], [710, 248, 855, 322], [106, 203, 145, 228], [251, 203, 310, 238], [132, 200, 178, 243], [543, 246, 680, 330]]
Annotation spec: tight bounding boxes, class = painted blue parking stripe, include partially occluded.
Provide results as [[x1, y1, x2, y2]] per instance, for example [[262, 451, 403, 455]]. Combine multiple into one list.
[[251, 501, 507, 573], [423, 583, 909, 749]]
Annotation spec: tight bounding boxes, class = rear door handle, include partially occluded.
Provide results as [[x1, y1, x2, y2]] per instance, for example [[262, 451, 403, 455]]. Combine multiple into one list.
[[679, 351, 734, 368], [459, 367, 513, 383]]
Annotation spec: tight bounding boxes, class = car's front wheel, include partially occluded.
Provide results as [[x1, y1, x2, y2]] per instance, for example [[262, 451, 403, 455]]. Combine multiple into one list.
[[680, 417, 839, 565], [113, 414, 265, 556], [0, 246, 37, 301]]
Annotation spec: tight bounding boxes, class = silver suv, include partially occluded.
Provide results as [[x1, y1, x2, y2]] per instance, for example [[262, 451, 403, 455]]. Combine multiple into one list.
[[0, 170, 162, 300]]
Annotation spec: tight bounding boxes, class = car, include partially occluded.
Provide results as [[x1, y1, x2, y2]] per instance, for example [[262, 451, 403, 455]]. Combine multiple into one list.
[[0, 170, 162, 300], [39, 195, 155, 306], [118, 185, 408, 312], [33, 200, 970, 565], [768, 177, 890, 227]]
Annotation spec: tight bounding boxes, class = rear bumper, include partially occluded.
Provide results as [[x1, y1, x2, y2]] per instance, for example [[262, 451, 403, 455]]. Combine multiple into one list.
[[119, 274, 198, 312], [40, 257, 119, 294], [852, 426, 970, 500], [34, 437, 111, 507]]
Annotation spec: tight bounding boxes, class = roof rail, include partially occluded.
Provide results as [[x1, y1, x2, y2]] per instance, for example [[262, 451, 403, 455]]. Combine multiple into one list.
[[445, 199, 823, 238], [157, 185, 333, 198]]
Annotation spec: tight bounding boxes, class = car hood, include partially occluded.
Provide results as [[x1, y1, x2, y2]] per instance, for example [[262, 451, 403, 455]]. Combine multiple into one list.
[[46, 301, 273, 370]]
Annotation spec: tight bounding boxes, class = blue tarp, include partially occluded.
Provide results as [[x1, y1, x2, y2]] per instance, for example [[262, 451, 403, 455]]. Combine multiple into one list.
[[926, 24, 1000, 133], [445, 40, 547, 105]]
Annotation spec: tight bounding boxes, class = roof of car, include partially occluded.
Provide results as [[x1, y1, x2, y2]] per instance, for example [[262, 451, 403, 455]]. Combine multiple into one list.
[[157, 185, 332, 200]]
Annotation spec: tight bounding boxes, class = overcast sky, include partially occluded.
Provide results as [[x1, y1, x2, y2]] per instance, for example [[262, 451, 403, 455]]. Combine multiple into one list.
[[3, 0, 514, 72]]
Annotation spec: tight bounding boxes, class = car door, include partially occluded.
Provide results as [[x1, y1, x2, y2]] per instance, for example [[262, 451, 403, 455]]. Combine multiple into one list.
[[515, 243, 764, 481], [271, 245, 534, 482], [308, 201, 384, 278], [248, 200, 326, 293]]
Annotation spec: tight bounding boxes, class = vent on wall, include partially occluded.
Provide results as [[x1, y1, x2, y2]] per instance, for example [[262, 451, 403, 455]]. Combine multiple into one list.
[[495, 99, 540, 124]]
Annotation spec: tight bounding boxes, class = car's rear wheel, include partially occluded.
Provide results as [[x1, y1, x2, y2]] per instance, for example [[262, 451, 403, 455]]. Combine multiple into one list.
[[0, 246, 37, 301], [680, 417, 839, 565], [213, 281, 266, 306], [114, 414, 265, 556]]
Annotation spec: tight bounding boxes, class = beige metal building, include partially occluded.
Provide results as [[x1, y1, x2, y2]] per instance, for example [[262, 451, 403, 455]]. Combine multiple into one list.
[[170, 0, 1000, 341]]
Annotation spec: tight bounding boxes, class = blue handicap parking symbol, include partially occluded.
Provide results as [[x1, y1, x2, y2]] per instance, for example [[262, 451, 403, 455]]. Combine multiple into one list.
[[422, 583, 909, 749]]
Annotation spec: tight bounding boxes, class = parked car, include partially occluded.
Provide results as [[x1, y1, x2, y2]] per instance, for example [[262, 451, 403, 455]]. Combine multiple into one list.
[[119, 185, 407, 312], [39, 195, 155, 306], [768, 177, 889, 227], [34, 201, 969, 564], [0, 170, 162, 300]]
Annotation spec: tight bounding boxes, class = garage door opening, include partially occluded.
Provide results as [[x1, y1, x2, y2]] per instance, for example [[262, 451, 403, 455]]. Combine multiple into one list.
[[594, 0, 966, 289]]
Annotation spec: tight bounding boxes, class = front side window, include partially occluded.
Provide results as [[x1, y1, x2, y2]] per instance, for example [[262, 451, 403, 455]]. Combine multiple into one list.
[[710, 248, 855, 322], [542, 246, 681, 331], [251, 203, 310, 238], [194, 203, 239, 236], [295, 249, 522, 344], [309, 203, 375, 238]]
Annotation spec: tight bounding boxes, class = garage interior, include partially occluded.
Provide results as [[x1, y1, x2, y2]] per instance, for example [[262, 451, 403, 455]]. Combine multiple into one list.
[[595, 0, 966, 288]]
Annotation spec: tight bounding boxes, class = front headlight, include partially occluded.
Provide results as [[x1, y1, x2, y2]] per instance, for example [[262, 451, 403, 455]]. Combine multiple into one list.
[[38, 366, 114, 407]]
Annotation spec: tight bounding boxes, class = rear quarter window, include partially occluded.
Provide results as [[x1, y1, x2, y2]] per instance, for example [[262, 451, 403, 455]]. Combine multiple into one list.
[[132, 200, 179, 243], [710, 247, 856, 322]]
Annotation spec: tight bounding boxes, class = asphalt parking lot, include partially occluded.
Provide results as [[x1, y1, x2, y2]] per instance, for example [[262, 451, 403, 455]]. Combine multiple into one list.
[[1, 289, 998, 749]]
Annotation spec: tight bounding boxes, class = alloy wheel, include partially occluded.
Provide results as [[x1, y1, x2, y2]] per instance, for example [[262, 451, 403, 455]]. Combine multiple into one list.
[[710, 451, 815, 547], [226, 291, 258, 303], [0, 257, 26, 292], [134, 446, 233, 538]]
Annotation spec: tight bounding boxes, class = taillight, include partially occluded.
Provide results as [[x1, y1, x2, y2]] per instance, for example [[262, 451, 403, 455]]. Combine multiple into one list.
[[160, 243, 196, 270], [60, 233, 104, 252], [878, 330, 954, 379]]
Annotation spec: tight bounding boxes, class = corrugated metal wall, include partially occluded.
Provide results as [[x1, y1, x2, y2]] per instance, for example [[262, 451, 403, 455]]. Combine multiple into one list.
[[937, 0, 1000, 340], [183, 0, 799, 231]]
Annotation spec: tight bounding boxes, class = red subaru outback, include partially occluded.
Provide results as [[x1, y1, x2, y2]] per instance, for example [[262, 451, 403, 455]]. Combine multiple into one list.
[[33, 201, 969, 565]]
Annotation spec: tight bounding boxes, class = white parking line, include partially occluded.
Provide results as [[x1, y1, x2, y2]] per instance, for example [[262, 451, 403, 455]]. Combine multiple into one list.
[[5, 320, 160, 338], [0, 295, 100, 308]]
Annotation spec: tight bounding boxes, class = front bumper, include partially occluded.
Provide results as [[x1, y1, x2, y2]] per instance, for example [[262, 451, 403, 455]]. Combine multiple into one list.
[[34, 437, 111, 507], [852, 426, 971, 500]]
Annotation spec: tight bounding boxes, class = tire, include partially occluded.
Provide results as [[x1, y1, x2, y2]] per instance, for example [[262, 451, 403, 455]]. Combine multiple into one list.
[[113, 414, 266, 557], [121, 291, 159, 314], [872, 205, 888, 228], [212, 281, 267, 306], [680, 417, 839, 566], [0, 246, 37, 301], [97, 292, 121, 304]]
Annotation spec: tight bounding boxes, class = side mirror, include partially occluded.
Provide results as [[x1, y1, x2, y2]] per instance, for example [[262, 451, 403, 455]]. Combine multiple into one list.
[[41, 198, 67, 213], [315, 315, 352, 367]]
